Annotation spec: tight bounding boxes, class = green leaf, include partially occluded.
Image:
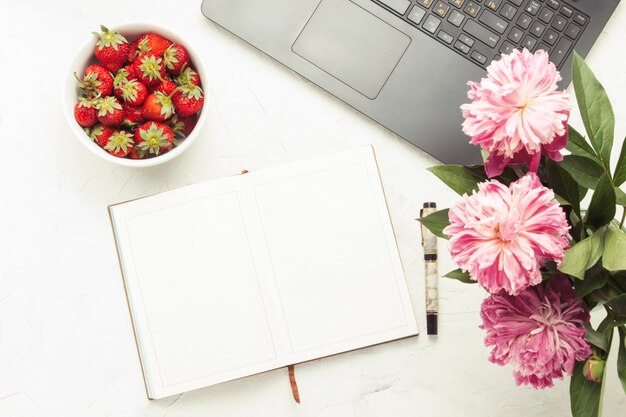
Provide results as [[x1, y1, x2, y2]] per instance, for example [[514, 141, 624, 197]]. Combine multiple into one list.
[[444, 269, 475, 284], [614, 138, 626, 186], [572, 51, 615, 170], [615, 187, 626, 206], [570, 360, 604, 417], [559, 227, 606, 279], [417, 209, 450, 240], [575, 267, 609, 298], [427, 165, 485, 196], [618, 327, 626, 395], [586, 174, 616, 229], [555, 193, 571, 206], [546, 159, 581, 216], [604, 222, 626, 271], [560, 155, 606, 189], [585, 323, 610, 352], [566, 124, 603, 165], [605, 294, 626, 322]]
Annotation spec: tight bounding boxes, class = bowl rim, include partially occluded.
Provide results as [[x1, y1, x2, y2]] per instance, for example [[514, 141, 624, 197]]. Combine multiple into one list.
[[63, 21, 209, 168]]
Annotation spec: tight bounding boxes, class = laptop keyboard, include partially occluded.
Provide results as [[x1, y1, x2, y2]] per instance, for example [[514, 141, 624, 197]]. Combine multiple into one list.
[[371, 0, 589, 69]]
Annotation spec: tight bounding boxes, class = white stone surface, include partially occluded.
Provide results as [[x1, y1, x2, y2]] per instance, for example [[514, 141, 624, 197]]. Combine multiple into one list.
[[0, 1, 625, 416]]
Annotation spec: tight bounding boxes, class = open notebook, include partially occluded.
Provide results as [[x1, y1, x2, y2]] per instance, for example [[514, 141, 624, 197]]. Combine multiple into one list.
[[109, 146, 418, 399]]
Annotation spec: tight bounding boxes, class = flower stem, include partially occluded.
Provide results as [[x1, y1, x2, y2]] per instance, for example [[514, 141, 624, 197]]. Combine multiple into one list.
[[620, 206, 625, 229]]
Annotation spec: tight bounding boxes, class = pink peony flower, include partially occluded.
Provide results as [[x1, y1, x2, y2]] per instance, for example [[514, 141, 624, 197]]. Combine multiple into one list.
[[480, 275, 592, 388], [444, 173, 570, 295], [461, 49, 570, 177]]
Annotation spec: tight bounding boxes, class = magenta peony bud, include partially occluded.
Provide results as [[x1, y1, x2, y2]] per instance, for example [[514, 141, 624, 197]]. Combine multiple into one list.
[[583, 357, 605, 383]]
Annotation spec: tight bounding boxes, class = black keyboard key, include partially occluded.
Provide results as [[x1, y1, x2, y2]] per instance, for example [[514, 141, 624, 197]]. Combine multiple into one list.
[[408, 5, 427, 24], [521, 35, 537, 50], [538, 8, 554, 23], [423, 14, 442, 33], [485, 0, 501, 11], [454, 40, 471, 54], [437, 30, 454, 44], [499, 41, 515, 54], [448, 9, 465, 26], [463, 19, 500, 47], [500, 4, 517, 20], [479, 9, 509, 33], [509, 0, 523, 6], [551, 14, 567, 31], [418, 0, 434, 8], [458, 33, 475, 47], [508, 26, 524, 43], [560, 5, 573, 17], [449, 0, 465, 8], [574, 13, 587, 26], [525, 0, 540, 15], [536, 43, 551, 53], [565, 22, 581, 39], [550, 36, 572, 66], [434, 1, 450, 16], [546, 0, 559, 9], [543, 28, 558, 45], [517, 13, 532, 29], [464, 1, 481, 16], [530, 21, 546, 37], [471, 50, 488, 64]]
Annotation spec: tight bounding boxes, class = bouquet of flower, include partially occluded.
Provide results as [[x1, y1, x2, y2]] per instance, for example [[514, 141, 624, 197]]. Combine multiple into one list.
[[418, 49, 625, 417]]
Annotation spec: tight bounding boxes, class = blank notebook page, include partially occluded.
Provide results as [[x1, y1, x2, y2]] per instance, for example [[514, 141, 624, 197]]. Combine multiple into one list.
[[109, 147, 417, 399]]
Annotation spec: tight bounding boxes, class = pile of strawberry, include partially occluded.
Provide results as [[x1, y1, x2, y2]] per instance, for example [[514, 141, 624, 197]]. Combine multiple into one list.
[[73, 25, 204, 159]]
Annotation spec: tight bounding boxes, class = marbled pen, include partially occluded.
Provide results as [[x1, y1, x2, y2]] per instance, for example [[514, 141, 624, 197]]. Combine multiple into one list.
[[420, 202, 438, 335]]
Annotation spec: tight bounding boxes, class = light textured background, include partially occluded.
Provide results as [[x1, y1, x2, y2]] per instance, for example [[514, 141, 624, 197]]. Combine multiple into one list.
[[0, 1, 625, 416]]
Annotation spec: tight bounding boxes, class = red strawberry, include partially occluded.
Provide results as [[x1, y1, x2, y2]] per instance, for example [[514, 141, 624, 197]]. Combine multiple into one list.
[[74, 95, 98, 127], [129, 147, 147, 160], [175, 67, 200, 87], [113, 66, 136, 95], [75, 64, 113, 98], [134, 52, 166, 87], [128, 33, 172, 63], [122, 103, 145, 128], [172, 84, 204, 117], [89, 123, 114, 148], [154, 79, 177, 96], [96, 96, 125, 127], [93, 25, 130, 72], [104, 129, 134, 157], [168, 114, 197, 138], [163, 43, 190, 75], [142, 92, 175, 121], [116, 80, 148, 106], [135, 121, 174, 156]]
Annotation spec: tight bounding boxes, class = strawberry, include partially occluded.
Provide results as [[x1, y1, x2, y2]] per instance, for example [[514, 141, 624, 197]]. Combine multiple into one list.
[[116, 80, 148, 106], [130, 33, 172, 60], [168, 114, 197, 138], [142, 92, 175, 121], [154, 79, 177, 96], [89, 123, 114, 148], [134, 52, 166, 87], [93, 25, 130, 72], [96, 96, 125, 127], [74, 95, 98, 127], [104, 129, 134, 157], [175, 66, 200, 87], [129, 147, 147, 160], [135, 121, 174, 156], [75, 64, 113, 98], [172, 84, 204, 117], [113, 66, 136, 94], [122, 103, 145, 128], [163, 43, 190, 75]]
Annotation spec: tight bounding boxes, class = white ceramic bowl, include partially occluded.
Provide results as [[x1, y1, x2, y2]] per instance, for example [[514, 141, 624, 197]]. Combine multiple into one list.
[[63, 22, 208, 167]]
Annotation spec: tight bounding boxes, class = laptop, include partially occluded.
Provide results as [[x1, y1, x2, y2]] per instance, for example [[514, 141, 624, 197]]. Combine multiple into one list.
[[201, 0, 620, 164]]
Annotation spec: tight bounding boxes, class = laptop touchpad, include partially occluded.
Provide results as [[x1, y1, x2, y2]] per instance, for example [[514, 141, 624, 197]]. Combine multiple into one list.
[[292, 0, 410, 99]]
